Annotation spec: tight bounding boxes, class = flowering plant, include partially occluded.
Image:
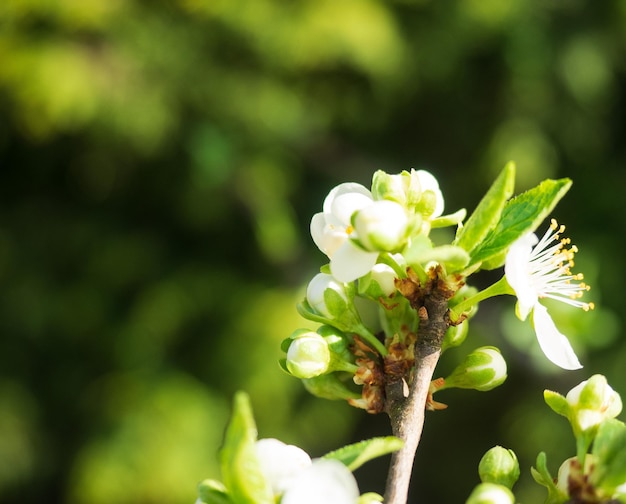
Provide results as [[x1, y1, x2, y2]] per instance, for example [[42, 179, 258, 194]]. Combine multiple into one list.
[[195, 163, 614, 504]]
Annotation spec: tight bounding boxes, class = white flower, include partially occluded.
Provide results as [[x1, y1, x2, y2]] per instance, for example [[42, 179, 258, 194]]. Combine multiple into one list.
[[256, 439, 359, 504], [256, 438, 312, 495], [505, 219, 593, 370], [310, 183, 379, 282]]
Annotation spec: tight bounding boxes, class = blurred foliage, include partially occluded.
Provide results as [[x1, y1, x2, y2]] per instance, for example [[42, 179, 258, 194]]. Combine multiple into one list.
[[0, 0, 625, 503]]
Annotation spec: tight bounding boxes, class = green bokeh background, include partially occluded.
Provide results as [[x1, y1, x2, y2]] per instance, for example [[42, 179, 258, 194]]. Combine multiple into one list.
[[1, 1, 625, 502]]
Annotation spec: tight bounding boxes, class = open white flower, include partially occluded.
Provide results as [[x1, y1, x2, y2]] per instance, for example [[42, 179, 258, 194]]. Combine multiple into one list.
[[504, 219, 593, 370], [310, 183, 379, 282], [256, 438, 359, 504]]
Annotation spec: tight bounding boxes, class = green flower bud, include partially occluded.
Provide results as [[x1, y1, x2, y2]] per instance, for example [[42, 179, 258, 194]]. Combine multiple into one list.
[[478, 446, 520, 489], [440, 347, 507, 392], [441, 320, 469, 353], [306, 273, 351, 319], [466, 483, 515, 504], [352, 200, 409, 252], [286, 331, 331, 378], [302, 373, 361, 401], [566, 374, 623, 435], [357, 263, 398, 299]]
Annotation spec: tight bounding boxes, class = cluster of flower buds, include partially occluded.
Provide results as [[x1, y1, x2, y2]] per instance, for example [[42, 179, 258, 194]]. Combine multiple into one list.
[[532, 375, 626, 503]]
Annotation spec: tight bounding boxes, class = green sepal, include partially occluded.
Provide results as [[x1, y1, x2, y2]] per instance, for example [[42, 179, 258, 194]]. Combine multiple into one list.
[[544, 389, 570, 418], [469, 178, 572, 269], [197, 479, 233, 504], [220, 392, 273, 504], [531, 452, 568, 504], [302, 373, 361, 401], [322, 436, 404, 472], [455, 162, 516, 253], [278, 358, 289, 374], [591, 419, 626, 492], [430, 208, 467, 228]]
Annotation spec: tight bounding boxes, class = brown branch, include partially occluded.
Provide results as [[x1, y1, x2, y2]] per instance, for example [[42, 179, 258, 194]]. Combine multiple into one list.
[[383, 267, 456, 504]]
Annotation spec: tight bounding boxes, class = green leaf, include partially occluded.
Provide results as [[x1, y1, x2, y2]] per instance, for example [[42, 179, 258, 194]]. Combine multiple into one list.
[[454, 162, 516, 253], [220, 392, 273, 504], [591, 419, 626, 492], [531, 452, 568, 504], [544, 390, 570, 418], [197, 479, 233, 504], [321, 436, 403, 471], [469, 178, 572, 269]]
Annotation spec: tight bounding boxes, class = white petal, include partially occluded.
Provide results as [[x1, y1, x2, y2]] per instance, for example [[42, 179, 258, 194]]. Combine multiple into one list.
[[323, 183, 372, 215], [532, 303, 582, 370], [330, 240, 378, 283], [281, 459, 360, 504], [310, 213, 346, 257], [331, 193, 374, 226], [256, 438, 312, 496], [504, 233, 539, 320], [415, 170, 445, 217]]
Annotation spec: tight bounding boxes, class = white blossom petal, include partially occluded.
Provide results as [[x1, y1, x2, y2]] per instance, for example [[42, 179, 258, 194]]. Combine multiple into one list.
[[281, 459, 360, 504], [323, 183, 372, 215], [330, 240, 379, 283], [504, 232, 539, 320], [414, 169, 444, 217], [532, 303, 582, 370], [256, 438, 312, 496], [331, 192, 374, 226]]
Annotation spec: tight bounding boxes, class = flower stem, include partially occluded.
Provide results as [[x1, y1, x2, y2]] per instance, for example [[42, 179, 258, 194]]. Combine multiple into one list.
[[355, 323, 388, 357], [449, 275, 514, 322]]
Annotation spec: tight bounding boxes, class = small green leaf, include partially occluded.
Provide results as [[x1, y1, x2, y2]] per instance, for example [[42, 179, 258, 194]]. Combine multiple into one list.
[[531, 452, 568, 504], [469, 178, 572, 269], [197, 479, 233, 504], [455, 162, 516, 253], [220, 392, 273, 504], [544, 390, 570, 418], [322, 436, 403, 471], [592, 419, 626, 492]]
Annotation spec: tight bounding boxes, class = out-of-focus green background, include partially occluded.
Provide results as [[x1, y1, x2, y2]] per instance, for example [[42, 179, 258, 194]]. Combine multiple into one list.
[[1, 1, 625, 502]]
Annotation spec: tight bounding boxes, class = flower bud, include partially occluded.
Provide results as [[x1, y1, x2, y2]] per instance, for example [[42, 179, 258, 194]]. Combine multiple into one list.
[[440, 347, 507, 392], [371, 169, 422, 208], [566, 375, 622, 435], [352, 200, 409, 252], [478, 446, 520, 489], [466, 483, 515, 504], [441, 320, 469, 353], [358, 263, 398, 299], [285, 331, 331, 379], [306, 273, 351, 319]]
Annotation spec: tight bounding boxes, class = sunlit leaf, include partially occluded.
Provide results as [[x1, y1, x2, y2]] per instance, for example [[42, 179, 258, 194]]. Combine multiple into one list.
[[322, 436, 403, 471]]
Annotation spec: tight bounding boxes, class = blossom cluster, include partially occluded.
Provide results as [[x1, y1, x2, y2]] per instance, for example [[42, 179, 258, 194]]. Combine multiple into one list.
[[283, 165, 594, 414]]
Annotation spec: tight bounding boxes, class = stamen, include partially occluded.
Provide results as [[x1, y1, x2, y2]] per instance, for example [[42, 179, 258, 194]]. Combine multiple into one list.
[[527, 219, 593, 311]]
